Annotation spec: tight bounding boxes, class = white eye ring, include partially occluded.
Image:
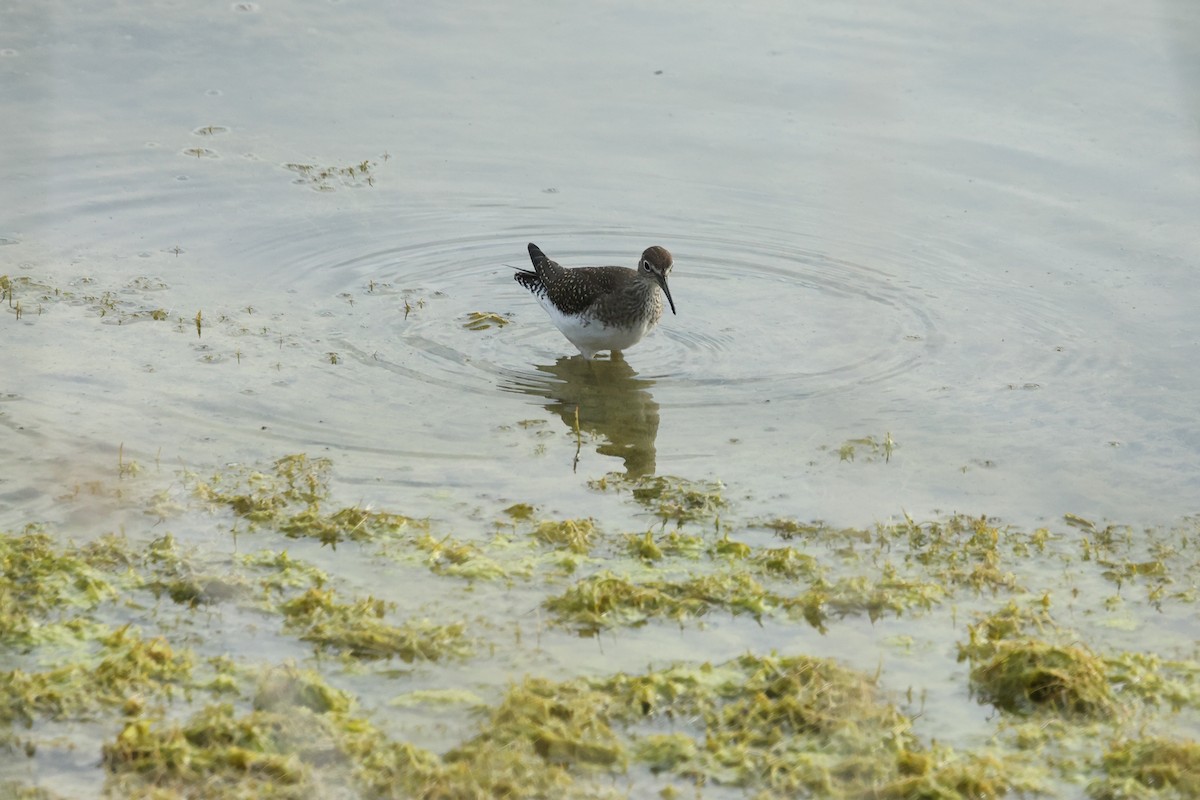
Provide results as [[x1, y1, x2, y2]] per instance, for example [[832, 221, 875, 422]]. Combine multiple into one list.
[[641, 260, 651, 271]]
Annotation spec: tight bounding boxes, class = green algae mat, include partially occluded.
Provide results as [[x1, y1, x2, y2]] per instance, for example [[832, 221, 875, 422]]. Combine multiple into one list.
[[3, 454, 1198, 799]]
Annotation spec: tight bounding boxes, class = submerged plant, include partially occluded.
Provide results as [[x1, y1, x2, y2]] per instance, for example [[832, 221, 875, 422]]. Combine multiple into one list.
[[278, 587, 470, 662], [463, 311, 510, 330], [969, 639, 1115, 717], [589, 473, 725, 525], [1091, 737, 1200, 799], [194, 454, 425, 547]]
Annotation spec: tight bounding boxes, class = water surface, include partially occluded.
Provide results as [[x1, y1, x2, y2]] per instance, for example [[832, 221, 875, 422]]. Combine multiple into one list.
[[3, 1, 1199, 796]]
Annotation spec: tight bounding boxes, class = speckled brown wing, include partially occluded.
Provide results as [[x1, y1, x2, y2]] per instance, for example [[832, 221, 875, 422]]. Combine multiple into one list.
[[520, 243, 630, 317], [537, 266, 628, 316]]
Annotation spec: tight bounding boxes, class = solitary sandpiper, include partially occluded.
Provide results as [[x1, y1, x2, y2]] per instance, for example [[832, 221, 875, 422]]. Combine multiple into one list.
[[513, 243, 676, 360]]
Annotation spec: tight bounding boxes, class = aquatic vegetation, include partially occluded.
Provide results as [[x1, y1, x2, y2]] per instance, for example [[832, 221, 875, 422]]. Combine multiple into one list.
[[462, 310, 511, 330], [103, 703, 312, 797], [756, 514, 1034, 597], [623, 530, 665, 561], [632, 732, 696, 772], [5, 453, 1200, 797], [531, 517, 597, 554], [1, 272, 189, 326], [878, 514, 1030, 593], [877, 749, 1021, 800], [2, 627, 194, 727], [0, 527, 121, 645], [144, 533, 254, 607], [958, 599, 1200, 726], [193, 456, 322, 522], [959, 601, 1114, 717], [544, 570, 774, 633], [194, 454, 426, 547], [1090, 737, 1200, 799], [1104, 652, 1200, 711], [503, 502, 536, 521], [621, 528, 705, 561], [0, 783, 68, 800], [593, 653, 949, 796], [1067, 514, 1199, 609], [748, 544, 820, 579], [253, 665, 353, 715], [379, 653, 975, 799], [278, 505, 419, 547], [823, 431, 896, 463], [78, 532, 142, 572], [283, 158, 382, 191], [241, 549, 331, 593], [412, 532, 511, 581], [755, 516, 869, 545], [278, 587, 470, 662], [452, 677, 626, 769], [589, 472, 726, 525], [789, 569, 947, 632], [710, 532, 751, 560], [546, 541, 944, 633], [969, 639, 1116, 717]]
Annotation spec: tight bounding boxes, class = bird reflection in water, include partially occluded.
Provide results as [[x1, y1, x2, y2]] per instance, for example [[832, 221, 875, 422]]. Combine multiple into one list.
[[502, 353, 660, 478]]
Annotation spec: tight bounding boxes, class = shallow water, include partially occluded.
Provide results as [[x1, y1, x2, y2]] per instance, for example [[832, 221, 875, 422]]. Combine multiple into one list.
[[3, 0, 1200, 795], [5, 1, 1197, 530]]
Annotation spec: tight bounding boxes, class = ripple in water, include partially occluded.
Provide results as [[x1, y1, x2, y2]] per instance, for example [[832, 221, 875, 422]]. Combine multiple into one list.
[[298, 226, 945, 408]]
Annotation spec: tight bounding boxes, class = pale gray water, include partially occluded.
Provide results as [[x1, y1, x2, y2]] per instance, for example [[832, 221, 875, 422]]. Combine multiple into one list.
[[4, 1, 1197, 531], [3, 0, 1199, 795]]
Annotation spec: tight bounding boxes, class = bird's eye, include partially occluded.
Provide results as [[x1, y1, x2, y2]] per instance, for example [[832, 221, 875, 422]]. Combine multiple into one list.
[[641, 260, 650, 271]]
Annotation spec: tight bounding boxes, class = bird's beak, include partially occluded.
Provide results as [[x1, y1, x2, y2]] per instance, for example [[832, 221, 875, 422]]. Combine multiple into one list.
[[657, 276, 677, 315]]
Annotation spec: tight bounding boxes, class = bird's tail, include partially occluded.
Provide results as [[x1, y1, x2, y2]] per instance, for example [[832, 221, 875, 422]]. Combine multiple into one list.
[[513, 244, 544, 290], [527, 243, 549, 266]]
